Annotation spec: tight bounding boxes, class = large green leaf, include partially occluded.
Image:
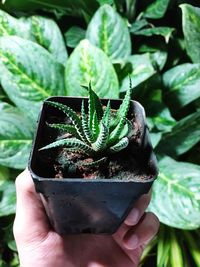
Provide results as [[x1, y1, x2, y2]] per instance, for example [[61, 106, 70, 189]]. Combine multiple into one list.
[[0, 9, 30, 38], [0, 10, 68, 64], [149, 157, 200, 229], [133, 27, 175, 43], [0, 36, 65, 121], [0, 102, 33, 169], [163, 63, 200, 109], [181, 4, 200, 63], [65, 39, 119, 98], [86, 4, 131, 61], [156, 110, 200, 157], [143, 0, 170, 19], [120, 53, 155, 93], [0, 180, 16, 217], [25, 15, 68, 65]]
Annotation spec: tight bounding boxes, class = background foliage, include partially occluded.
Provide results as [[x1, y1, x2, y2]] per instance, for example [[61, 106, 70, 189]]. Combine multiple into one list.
[[0, 0, 200, 266]]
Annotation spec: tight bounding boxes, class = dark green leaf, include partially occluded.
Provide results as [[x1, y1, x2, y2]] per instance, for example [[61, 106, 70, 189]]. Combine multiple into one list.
[[65, 26, 85, 48], [0, 103, 33, 169], [150, 50, 167, 71], [86, 4, 131, 61], [0, 166, 9, 180], [0, 36, 65, 122], [181, 4, 200, 63], [149, 107, 176, 133], [0, 180, 16, 217], [134, 27, 175, 43], [130, 19, 149, 33], [149, 132, 162, 148], [149, 157, 200, 229], [163, 63, 200, 109], [183, 231, 200, 266], [120, 53, 155, 93], [156, 111, 200, 156], [144, 0, 170, 19], [65, 39, 119, 98]]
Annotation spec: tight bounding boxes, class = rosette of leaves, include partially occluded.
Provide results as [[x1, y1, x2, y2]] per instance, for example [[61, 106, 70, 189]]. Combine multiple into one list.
[[40, 84, 133, 168]]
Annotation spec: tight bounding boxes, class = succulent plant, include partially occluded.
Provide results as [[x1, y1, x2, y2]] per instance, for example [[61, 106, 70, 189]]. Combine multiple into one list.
[[40, 83, 134, 167]]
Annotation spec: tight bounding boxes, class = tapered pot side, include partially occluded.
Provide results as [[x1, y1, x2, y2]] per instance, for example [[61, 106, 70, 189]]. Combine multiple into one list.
[[29, 97, 158, 235]]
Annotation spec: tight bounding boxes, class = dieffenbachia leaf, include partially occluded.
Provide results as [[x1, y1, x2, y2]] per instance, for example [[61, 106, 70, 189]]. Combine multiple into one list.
[[0, 9, 30, 38], [163, 63, 200, 109], [143, 0, 170, 19], [180, 4, 200, 63], [0, 36, 65, 122], [65, 39, 119, 98], [120, 53, 155, 93], [65, 26, 85, 48], [86, 4, 131, 61], [0, 10, 68, 64], [156, 110, 200, 157], [0, 102, 33, 169], [133, 27, 175, 43], [25, 15, 68, 65], [149, 157, 200, 229], [0, 180, 16, 216]]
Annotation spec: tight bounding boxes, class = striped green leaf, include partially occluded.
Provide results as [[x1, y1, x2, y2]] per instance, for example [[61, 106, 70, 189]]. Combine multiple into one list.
[[86, 4, 131, 61], [163, 63, 200, 109], [65, 39, 119, 98], [181, 4, 200, 63], [0, 102, 33, 169], [0, 36, 65, 122], [25, 15, 68, 65], [0, 10, 68, 64], [149, 157, 200, 229]]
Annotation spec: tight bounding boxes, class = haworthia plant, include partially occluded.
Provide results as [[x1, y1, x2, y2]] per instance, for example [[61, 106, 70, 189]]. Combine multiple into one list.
[[40, 84, 133, 167]]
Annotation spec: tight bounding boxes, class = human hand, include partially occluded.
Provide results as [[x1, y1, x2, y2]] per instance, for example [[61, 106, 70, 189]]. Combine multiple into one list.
[[14, 169, 159, 267]]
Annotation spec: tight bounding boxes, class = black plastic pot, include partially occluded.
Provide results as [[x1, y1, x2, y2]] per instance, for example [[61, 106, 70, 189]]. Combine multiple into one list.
[[29, 97, 158, 235]]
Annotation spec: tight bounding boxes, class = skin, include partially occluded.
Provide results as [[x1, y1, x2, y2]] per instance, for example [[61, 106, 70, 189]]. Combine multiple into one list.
[[13, 169, 159, 267]]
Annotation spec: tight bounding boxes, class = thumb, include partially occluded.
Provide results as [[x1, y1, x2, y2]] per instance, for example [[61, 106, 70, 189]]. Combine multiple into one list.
[[13, 169, 51, 244]]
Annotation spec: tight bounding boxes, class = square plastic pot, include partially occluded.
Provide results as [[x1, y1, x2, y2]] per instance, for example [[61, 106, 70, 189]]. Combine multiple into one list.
[[29, 97, 158, 235]]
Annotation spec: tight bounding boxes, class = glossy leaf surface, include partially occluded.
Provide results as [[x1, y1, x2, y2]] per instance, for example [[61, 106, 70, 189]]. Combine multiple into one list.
[[149, 157, 200, 229], [86, 4, 131, 60], [65, 40, 119, 98]]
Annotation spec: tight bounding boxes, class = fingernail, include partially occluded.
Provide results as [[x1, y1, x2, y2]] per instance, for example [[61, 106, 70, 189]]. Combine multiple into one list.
[[125, 208, 139, 225], [125, 234, 139, 249]]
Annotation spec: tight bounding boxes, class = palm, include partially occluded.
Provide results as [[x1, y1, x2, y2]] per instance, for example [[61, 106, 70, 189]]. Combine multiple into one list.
[[38, 229, 143, 267]]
